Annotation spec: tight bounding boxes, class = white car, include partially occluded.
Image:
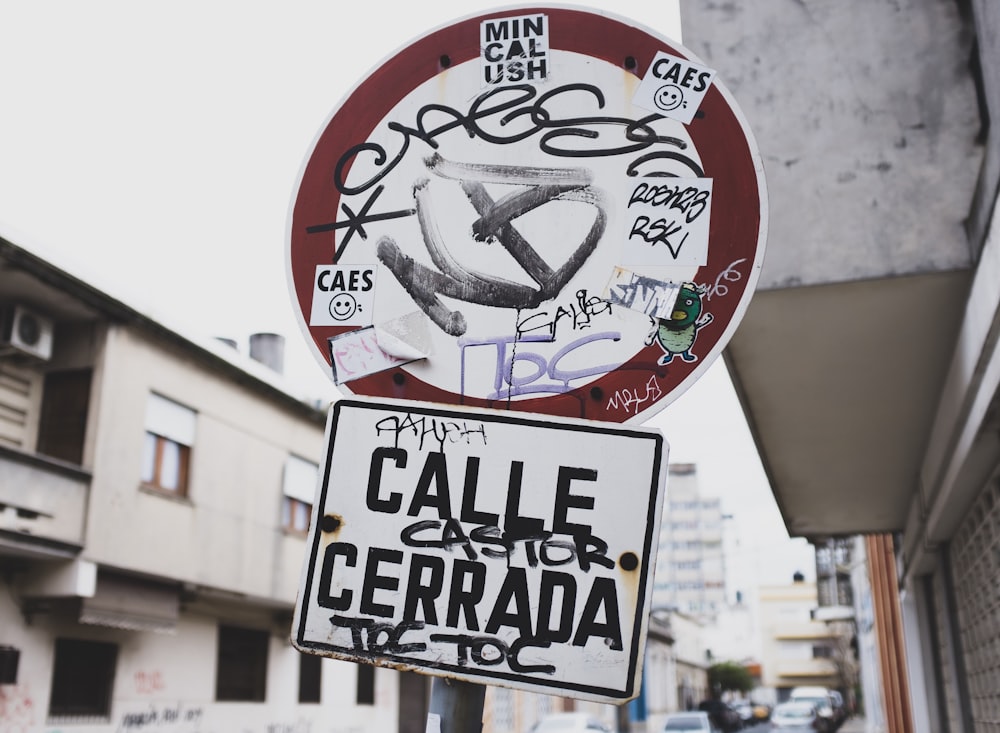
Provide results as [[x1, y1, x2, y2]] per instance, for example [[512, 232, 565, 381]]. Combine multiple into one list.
[[733, 702, 754, 724], [529, 712, 613, 733], [661, 711, 715, 732], [771, 700, 828, 731]]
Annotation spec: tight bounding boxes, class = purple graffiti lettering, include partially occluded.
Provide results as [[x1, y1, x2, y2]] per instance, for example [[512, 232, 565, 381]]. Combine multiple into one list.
[[459, 332, 623, 400]]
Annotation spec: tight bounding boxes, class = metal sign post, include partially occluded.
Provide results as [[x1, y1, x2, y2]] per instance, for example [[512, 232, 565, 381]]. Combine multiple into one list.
[[286, 5, 767, 732]]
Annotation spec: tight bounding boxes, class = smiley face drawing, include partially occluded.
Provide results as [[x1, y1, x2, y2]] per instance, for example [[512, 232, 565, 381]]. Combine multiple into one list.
[[654, 83, 686, 112], [328, 293, 360, 321]]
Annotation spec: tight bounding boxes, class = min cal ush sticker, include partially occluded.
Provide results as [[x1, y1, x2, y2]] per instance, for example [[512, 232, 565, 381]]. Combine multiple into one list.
[[633, 51, 716, 125], [310, 265, 377, 327], [480, 13, 549, 86]]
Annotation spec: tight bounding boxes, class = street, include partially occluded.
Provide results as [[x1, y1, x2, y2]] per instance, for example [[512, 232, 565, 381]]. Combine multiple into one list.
[[724, 718, 867, 733]]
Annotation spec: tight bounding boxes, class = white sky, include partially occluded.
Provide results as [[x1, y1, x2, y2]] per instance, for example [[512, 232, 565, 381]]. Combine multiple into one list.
[[0, 1, 813, 588]]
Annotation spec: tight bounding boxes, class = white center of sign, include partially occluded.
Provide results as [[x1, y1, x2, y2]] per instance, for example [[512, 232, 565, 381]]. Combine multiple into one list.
[[326, 52, 704, 404]]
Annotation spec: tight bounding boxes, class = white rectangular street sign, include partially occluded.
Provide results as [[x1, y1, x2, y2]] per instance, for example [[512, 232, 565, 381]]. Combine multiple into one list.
[[292, 397, 668, 703]]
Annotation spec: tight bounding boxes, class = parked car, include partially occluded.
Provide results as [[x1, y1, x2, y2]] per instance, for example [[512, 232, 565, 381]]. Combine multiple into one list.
[[662, 711, 714, 732], [789, 687, 838, 730], [771, 701, 829, 732], [529, 712, 612, 733], [828, 690, 847, 725], [697, 700, 741, 732], [733, 702, 754, 726], [750, 702, 771, 722]]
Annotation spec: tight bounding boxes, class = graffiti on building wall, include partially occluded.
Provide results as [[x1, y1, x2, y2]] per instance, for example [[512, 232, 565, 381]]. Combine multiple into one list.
[[134, 670, 167, 695], [0, 684, 37, 733], [117, 703, 203, 732]]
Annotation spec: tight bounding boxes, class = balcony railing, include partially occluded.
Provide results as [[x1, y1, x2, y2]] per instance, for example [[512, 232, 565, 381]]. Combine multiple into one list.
[[0, 444, 90, 553], [775, 658, 838, 678]]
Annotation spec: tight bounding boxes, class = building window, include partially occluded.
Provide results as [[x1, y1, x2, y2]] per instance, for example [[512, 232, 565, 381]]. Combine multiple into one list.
[[282, 455, 318, 534], [812, 644, 834, 659], [356, 663, 375, 705], [37, 369, 92, 465], [216, 625, 268, 702], [48, 638, 118, 721], [141, 393, 195, 495], [299, 653, 321, 703]]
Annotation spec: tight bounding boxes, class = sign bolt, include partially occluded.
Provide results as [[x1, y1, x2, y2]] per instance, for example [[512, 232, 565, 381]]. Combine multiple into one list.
[[619, 552, 639, 571]]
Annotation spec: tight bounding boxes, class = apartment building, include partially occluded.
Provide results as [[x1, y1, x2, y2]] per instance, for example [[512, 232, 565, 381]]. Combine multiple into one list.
[[652, 464, 727, 620], [757, 577, 840, 701], [0, 237, 407, 732]]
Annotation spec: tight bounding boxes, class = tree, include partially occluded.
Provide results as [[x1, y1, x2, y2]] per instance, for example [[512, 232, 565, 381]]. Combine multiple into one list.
[[708, 661, 754, 696]]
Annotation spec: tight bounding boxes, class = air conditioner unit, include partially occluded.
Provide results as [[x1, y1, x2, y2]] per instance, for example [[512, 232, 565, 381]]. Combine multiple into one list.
[[2, 305, 54, 360]]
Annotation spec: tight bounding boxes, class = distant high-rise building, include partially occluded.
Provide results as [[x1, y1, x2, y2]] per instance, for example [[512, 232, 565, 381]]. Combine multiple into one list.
[[652, 464, 727, 620], [814, 538, 855, 609]]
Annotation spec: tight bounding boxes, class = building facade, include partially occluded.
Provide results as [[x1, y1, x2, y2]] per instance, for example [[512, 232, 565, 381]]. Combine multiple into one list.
[[0, 238, 407, 732], [637, 610, 711, 731], [757, 579, 840, 702], [652, 464, 727, 620], [815, 539, 855, 611], [678, 0, 1000, 730]]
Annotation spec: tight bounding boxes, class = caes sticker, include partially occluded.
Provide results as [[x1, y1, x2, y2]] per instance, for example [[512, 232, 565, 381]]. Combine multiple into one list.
[[310, 265, 377, 327]]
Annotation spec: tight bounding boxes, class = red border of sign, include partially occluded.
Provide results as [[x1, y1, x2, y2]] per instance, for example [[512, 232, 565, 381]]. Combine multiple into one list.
[[288, 6, 765, 422]]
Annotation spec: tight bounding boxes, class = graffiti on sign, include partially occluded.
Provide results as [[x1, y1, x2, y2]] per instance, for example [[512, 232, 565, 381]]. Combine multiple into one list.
[[293, 399, 667, 702], [480, 14, 549, 86], [287, 7, 767, 421], [622, 178, 713, 267]]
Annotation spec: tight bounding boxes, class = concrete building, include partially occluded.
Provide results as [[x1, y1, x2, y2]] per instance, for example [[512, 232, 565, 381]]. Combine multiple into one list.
[[678, 0, 1000, 730], [664, 611, 712, 714], [0, 238, 408, 731], [815, 539, 856, 612], [758, 578, 840, 701], [640, 609, 710, 730], [653, 464, 727, 620], [632, 611, 710, 720]]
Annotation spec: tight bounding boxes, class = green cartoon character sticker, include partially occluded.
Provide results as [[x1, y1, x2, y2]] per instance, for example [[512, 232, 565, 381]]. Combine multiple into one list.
[[651, 282, 713, 366]]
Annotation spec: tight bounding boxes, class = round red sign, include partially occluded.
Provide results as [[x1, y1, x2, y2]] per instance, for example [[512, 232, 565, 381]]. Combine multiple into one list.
[[287, 5, 766, 424]]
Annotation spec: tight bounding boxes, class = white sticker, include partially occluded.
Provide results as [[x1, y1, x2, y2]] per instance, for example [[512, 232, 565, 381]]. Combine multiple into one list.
[[480, 13, 549, 87], [328, 326, 419, 385], [425, 714, 441, 733], [632, 51, 716, 125], [374, 310, 433, 361], [309, 265, 377, 327], [622, 178, 713, 267], [604, 267, 682, 320]]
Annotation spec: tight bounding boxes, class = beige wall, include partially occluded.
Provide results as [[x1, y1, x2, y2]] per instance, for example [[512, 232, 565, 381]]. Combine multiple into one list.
[[0, 585, 398, 733], [758, 582, 838, 692], [83, 324, 324, 604]]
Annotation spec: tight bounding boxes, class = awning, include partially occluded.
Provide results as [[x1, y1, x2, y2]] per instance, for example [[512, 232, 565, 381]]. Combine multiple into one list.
[[79, 573, 179, 634]]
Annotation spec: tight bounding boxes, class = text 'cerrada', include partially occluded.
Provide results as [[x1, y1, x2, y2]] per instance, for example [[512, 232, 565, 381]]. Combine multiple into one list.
[[292, 399, 667, 703]]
